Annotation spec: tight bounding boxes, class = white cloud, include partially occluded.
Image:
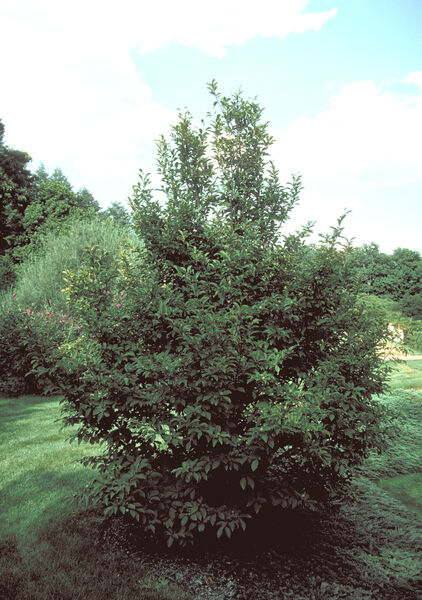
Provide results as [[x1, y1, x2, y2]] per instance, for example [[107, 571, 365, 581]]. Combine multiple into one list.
[[0, 1, 178, 206], [403, 71, 422, 89], [0, 0, 419, 254], [0, 0, 337, 207], [272, 73, 422, 252], [129, 1, 337, 58]]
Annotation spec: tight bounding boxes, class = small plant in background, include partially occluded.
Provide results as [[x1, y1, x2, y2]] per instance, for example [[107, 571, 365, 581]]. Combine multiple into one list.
[[0, 217, 140, 396], [0, 306, 34, 397], [406, 324, 422, 353], [58, 82, 391, 547], [8, 217, 140, 312], [0, 295, 83, 397], [356, 293, 422, 355]]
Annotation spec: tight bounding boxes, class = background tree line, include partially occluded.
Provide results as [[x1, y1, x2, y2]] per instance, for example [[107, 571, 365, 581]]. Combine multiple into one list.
[[347, 243, 422, 320], [0, 119, 131, 291], [2, 116, 422, 320]]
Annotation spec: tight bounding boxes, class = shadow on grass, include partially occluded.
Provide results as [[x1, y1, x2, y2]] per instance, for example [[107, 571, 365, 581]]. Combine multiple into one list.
[[0, 509, 192, 600], [388, 360, 422, 390], [2, 392, 421, 599], [119, 505, 320, 559], [378, 472, 422, 519], [0, 394, 63, 423], [0, 465, 191, 600], [104, 489, 422, 600], [0, 469, 92, 538]]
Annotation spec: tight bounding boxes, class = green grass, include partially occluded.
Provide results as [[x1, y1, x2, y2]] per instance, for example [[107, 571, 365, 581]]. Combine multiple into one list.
[[387, 358, 422, 390], [0, 395, 190, 600], [378, 473, 422, 518], [1, 388, 422, 599], [0, 396, 93, 539]]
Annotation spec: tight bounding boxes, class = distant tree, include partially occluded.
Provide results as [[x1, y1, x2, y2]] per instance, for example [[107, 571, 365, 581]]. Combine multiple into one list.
[[0, 120, 35, 288], [77, 187, 101, 213], [0, 121, 100, 289], [400, 293, 422, 320], [349, 244, 422, 319], [391, 248, 422, 294], [390, 248, 422, 319], [102, 200, 132, 228], [15, 166, 100, 262], [348, 244, 396, 297]]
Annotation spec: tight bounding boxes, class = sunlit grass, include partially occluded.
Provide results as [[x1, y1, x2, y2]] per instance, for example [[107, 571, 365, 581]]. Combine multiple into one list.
[[387, 358, 422, 390], [0, 396, 95, 539], [378, 473, 422, 518], [0, 395, 190, 600], [1, 384, 422, 599]]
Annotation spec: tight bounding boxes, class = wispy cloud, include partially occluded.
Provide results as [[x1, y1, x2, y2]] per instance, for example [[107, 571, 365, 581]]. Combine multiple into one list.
[[127, 0, 338, 58]]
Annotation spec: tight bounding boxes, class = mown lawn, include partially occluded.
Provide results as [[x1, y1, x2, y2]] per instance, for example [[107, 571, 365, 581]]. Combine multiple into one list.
[[378, 473, 422, 518], [388, 358, 422, 390], [1, 391, 421, 599], [0, 395, 190, 600]]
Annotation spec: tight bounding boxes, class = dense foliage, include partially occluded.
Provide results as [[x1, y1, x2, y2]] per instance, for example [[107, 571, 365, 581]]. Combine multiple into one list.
[[56, 83, 390, 547], [0, 121, 102, 290], [0, 218, 140, 396], [0, 120, 34, 288], [349, 243, 422, 320]]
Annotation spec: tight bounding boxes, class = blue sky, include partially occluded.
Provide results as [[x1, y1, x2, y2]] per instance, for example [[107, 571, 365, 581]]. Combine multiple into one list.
[[1, 0, 421, 253]]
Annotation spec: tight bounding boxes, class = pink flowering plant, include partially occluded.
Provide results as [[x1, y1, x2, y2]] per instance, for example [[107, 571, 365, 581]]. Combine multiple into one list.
[[0, 304, 34, 396], [0, 293, 83, 396]]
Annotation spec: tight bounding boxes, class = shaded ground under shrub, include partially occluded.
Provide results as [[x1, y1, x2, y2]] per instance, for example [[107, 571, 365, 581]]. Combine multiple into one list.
[[99, 390, 422, 600], [102, 474, 422, 600]]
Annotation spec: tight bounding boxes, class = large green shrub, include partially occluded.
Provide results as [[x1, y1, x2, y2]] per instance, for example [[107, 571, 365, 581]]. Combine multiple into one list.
[[58, 83, 390, 547]]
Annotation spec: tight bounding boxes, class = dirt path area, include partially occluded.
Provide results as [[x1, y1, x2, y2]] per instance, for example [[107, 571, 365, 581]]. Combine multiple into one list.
[[383, 354, 422, 361], [380, 343, 422, 361]]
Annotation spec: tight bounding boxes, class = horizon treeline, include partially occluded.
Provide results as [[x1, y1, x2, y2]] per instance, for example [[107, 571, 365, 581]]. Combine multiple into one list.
[[0, 119, 131, 290]]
